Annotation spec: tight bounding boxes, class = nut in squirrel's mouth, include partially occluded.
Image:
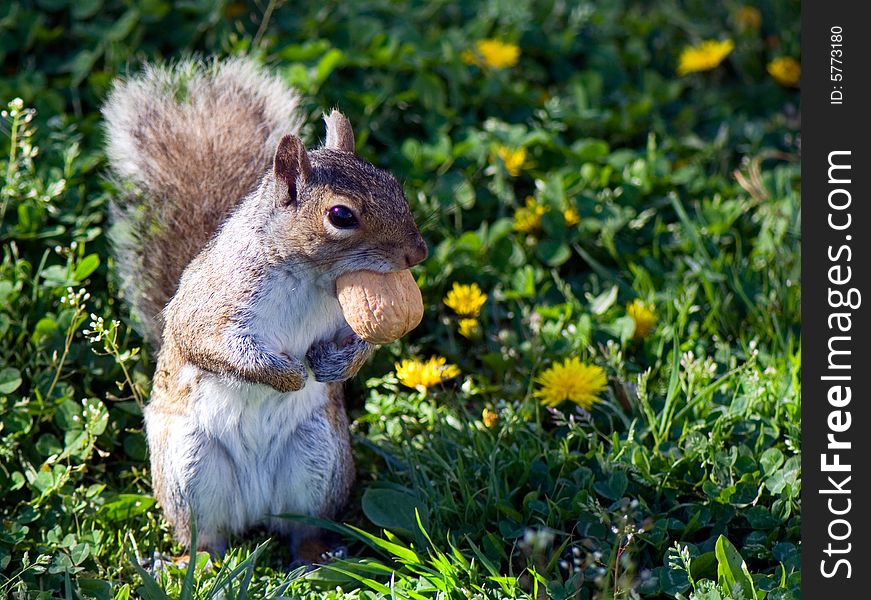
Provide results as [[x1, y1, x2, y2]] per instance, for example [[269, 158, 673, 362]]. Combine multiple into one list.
[[335, 269, 424, 345]]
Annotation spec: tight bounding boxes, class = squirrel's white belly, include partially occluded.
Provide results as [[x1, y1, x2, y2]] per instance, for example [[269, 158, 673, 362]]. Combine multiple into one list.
[[190, 370, 328, 442], [170, 371, 338, 537]]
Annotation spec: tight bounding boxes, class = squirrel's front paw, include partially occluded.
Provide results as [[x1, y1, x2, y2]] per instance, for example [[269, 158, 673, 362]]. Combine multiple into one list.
[[266, 353, 308, 393], [307, 334, 374, 383]]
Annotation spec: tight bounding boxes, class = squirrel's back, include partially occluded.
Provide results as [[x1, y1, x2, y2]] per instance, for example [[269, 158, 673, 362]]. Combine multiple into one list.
[[103, 58, 302, 345]]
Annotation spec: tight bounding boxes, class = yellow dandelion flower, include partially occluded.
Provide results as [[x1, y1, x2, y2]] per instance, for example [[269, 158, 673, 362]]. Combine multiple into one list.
[[767, 57, 800, 87], [535, 357, 607, 409], [497, 146, 527, 177], [482, 408, 499, 428], [627, 299, 657, 340], [458, 318, 480, 339], [463, 39, 520, 69], [564, 207, 580, 226], [513, 196, 547, 233], [677, 39, 734, 75], [736, 6, 762, 30], [395, 356, 460, 390], [444, 282, 487, 317]]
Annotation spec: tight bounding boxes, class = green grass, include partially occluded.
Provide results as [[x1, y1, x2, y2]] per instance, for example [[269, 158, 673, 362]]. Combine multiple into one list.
[[1, 1, 800, 598]]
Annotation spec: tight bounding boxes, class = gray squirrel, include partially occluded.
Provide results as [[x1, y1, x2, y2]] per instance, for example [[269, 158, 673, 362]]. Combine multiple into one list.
[[103, 57, 427, 558]]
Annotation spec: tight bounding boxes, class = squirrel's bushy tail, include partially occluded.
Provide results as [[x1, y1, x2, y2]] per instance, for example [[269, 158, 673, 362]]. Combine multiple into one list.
[[103, 57, 301, 346]]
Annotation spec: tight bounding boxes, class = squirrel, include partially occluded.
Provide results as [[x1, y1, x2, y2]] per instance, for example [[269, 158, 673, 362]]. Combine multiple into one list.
[[102, 57, 428, 557]]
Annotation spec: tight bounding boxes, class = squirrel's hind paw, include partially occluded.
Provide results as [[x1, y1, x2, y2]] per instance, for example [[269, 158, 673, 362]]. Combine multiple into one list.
[[287, 537, 348, 571]]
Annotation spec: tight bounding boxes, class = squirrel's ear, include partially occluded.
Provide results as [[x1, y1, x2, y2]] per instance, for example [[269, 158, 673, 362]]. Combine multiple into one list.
[[323, 109, 355, 153], [273, 134, 312, 206]]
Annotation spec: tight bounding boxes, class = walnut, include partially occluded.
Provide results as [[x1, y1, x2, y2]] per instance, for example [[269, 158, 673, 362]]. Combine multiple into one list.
[[336, 270, 424, 344]]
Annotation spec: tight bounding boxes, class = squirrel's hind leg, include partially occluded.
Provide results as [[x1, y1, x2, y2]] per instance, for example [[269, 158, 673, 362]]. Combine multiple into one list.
[[269, 383, 355, 563], [145, 406, 237, 556]]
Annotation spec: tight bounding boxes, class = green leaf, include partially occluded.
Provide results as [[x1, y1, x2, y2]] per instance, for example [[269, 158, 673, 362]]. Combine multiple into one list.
[[180, 515, 197, 600], [536, 240, 571, 266], [0, 281, 16, 304], [99, 495, 156, 522], [659, 566, 691, 596], [310, 564, 393, 595], [33, 317, 60, 343], [690, 551, 718, 583], [106, 9, 140, 42], [123, 433, 148, 461], [127, 549, 169, 600], [345, 523, 421, 564], [715, 535, 756, 600], [3, 410, 32, 435], [593, 470, 627, 500], [361, 487, 427, 540], [35, 434, 63, 457], [760, 447, 784, 476], [412, 72, 446, 112], [455, 231, 483, 253], [0, 368, 22, 394], [511, 265, 536, 297], [314, 48, 345, 87], [8, 472, 25, 492], [205, 540, 270, 598], [69, 49, 101, 88], [571, 139, 610, 162], [612, 314, 637, 344], [588, 285, 618, 315], [541, 211, 567, 238], [64, 430, 89, 457], [305, 558, 392, 590], [56, 400, 82, 430], [70, 542, 90, 565], [487, 218, 514, 244], [72, 0, 103, 19], [73, 254, 100, 281], [454, 178, 476, 210], [40, 264, 73, 287]]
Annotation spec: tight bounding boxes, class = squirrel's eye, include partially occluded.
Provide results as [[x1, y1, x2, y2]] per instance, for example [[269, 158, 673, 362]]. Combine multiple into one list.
[[327, 205, 358, 229]]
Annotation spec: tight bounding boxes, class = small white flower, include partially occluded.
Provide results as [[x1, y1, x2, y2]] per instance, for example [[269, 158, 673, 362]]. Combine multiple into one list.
[[522, 528, 555, 553]]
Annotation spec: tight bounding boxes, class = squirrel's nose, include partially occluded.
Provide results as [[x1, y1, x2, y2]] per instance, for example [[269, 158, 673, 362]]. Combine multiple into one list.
[[404, 238, 428, 268]]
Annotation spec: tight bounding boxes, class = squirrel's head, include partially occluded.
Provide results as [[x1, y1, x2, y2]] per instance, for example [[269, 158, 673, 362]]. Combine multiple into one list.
[[265, 110, 428, 277]]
